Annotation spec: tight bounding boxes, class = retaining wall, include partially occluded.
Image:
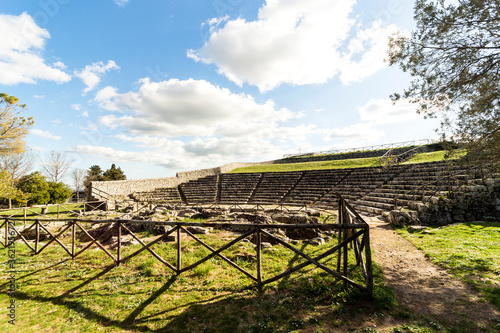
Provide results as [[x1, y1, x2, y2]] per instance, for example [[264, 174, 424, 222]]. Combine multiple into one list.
[[90, 161, 273, 200]]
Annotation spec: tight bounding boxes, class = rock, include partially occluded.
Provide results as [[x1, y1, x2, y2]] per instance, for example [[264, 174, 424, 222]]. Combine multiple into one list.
[[285, 227, 321, 240], [80, 222, 115, 243], [306, 237, 325, 246], [186, 226, 209, 234], [192, 208, 230, 219], [261, 242, 273, 249], [236, 213, 272, 224], [178, 209, 198, 217], [272, 213, 319, 225], [408, 225, 427, 232]]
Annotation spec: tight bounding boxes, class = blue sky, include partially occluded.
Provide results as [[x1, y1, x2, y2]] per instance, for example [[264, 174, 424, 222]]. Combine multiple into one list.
[[0, 0, 442, 181]]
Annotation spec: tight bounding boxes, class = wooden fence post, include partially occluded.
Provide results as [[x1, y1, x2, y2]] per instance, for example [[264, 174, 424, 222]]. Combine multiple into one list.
[[256, 227, 262, 284], [117, 222, 121, 266], [4, 218, 8, 247], [177, 226, 181, 274], [72, 220, 76, 258], [35, 220, 39, 254]]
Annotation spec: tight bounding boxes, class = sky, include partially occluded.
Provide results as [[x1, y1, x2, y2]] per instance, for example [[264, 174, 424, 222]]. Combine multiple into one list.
[[0, 0, 443, 182]]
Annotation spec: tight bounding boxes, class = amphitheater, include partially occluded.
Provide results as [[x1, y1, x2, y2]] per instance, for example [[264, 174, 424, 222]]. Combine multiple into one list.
[[89, 143, 497, 224]]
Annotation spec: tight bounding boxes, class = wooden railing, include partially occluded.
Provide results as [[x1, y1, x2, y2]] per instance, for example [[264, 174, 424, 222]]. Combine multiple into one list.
[[0, 195, 373, 297], [0, 201, 107, 219]]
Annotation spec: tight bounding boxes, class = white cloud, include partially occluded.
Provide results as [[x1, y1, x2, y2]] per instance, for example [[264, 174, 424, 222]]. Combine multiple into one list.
[[339, 21, 400, 84], [357, 98, 420, 124], [81, 111, 89, 117], [71, 104, 82, 111], [74, 60, 119, 95], [53, 61, 67, 69], [324, 123, 384, 143], [188, 0, 398, 92], [51, 119, 61, 126], [33, 95, 45, 99], [94, 78, 298, 138], [114, 0, 130, 7], [0, 12, 71, 85], [80, 77, 323, 171], [31, 129, 62, 140]]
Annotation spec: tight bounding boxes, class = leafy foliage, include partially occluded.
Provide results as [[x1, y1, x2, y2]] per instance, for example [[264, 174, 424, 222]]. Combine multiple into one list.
[[388, 0, 500, 167], [0, 169, 23, 201], [16, 171, 50, 205], [102, 163, 126, 181], [47, 181, 73, 204], [0, 93, 34, 154]]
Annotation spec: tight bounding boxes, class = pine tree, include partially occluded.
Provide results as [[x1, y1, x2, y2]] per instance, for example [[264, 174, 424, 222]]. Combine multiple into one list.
[[102, 164, 126, 181]]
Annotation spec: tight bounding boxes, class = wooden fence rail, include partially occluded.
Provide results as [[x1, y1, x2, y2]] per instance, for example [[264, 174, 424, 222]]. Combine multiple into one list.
[[0, 195, 373, 297], [0, 201, 107, 220]]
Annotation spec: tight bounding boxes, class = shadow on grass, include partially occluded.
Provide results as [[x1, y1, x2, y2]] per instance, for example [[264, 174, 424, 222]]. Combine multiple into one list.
[[8, 274, 384, 332]]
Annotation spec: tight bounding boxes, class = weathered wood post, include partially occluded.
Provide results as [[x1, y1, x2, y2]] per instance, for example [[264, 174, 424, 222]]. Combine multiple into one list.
[[337, 198, 343, 273], [117, 221, 122, 266], [256, 226, 262, 284], [177, 225, 181, 274], [72, 220, 76, 259], [4, 218, 8, 247], [35, 220, 40, 254]]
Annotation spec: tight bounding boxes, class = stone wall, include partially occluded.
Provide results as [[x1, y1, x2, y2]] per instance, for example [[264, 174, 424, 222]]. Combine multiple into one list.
[[386, 179, 500, 226], [90, 161, 274, 200]]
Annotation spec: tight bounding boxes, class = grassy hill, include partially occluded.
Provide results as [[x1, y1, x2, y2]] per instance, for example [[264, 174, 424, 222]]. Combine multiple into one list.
[[230, 150, 464, 174]]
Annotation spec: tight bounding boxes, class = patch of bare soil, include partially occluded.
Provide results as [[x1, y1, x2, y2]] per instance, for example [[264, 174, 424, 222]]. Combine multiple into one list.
[[366, 217, 500, 331]]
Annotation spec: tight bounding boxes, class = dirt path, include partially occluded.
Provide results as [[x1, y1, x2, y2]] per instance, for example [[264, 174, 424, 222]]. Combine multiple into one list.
[[366, 217, 500, 330]]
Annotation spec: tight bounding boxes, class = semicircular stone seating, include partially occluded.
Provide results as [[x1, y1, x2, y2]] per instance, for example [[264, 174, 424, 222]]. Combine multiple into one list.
[[133, 160, 477, 216]]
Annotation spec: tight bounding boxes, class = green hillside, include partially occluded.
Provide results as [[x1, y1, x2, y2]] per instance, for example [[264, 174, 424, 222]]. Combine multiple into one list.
[[230, 150, 463, 173]]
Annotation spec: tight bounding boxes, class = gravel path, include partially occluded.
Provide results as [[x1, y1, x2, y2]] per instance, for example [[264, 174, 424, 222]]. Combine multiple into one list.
[[366, 217, 500, 331]]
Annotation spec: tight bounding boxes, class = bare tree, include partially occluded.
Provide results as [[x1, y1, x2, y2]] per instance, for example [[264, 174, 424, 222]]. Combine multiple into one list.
[[0, 149, 36, 180], [71, 168, 86, 202], [40, 150, 74, 183], [0, 149, 36, 208]]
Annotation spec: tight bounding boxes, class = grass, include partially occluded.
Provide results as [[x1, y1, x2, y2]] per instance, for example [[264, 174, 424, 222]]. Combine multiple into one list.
[[230, 150, 463, 174], [395, 222, 500, 310], [1, 216, 492, 332], [0, 203, 86, 219], [0, 217, 434, 333], [230, 156, 382, 173], [402, 150, 466, 165]]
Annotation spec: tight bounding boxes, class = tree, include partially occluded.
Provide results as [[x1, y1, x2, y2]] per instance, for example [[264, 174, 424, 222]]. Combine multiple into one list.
[[84, 165, 104, 198], [0, 93, 34, 154], [102, 164, 126, 181], [71, 168, 86, 202], [47, 181, 73, 204], [0, 149, 35, 207], [40, 150, 74, 183], [17, 172, 50, 206], [0, 170, 23, 205], [87, 165, 104, 181], [0, 149, 36, 180], [388, 0, 500, 166]]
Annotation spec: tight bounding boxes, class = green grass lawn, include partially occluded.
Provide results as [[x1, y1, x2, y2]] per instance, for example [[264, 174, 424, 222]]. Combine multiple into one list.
[[0, 203, 86, 219], [396, 222, 500, 310], [1, 217, 493, 332], [230, 156, 383, 173], [5, 217, 457, 333], [230, 150, 463, 174], [402, 150, 466, 165]]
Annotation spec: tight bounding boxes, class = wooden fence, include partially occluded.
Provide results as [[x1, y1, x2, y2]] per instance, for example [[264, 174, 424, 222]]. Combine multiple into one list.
[[0, 201, 107, 220], [0, 195, 373, 297]]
